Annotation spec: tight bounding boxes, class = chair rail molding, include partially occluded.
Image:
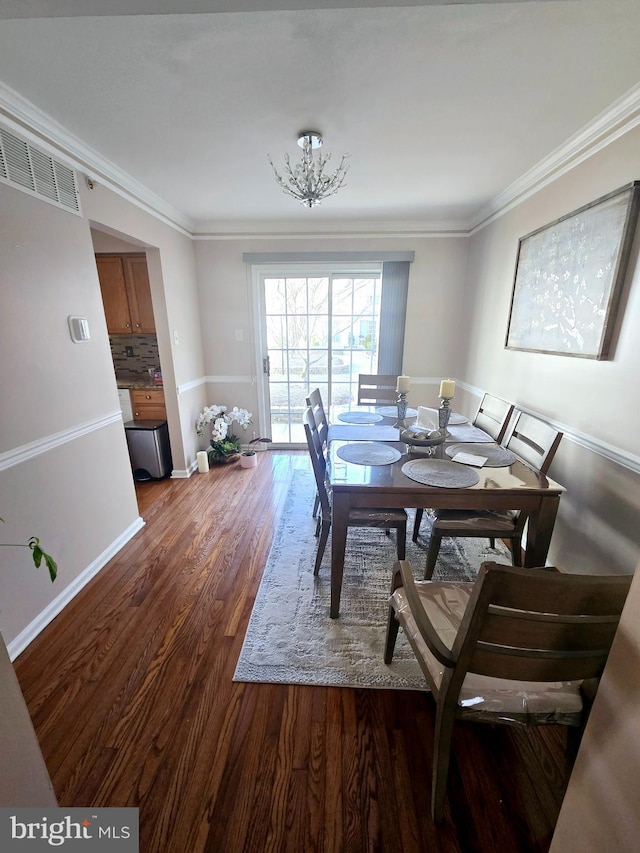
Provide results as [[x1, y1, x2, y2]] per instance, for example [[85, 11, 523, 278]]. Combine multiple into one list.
[[458, 382, 640, 476], [0, 411, 122, 472]]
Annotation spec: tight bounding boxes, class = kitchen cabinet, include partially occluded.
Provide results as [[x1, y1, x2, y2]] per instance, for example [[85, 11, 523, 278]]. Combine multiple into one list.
[[130, 388, 166, 421], [96, 253, 155, 335]]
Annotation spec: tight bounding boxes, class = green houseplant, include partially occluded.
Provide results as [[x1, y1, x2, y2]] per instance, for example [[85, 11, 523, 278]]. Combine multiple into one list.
[[196, 404, 253, 464], [1, 517, 57, 582], [239, 437, 271, 468]]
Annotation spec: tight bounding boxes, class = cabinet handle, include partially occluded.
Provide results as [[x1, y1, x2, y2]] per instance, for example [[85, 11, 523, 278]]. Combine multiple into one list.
[[135, 323, 140, 328], [145, 395, 151, 399], [126, 323, 131, 328], [135, 411, 140, 417]]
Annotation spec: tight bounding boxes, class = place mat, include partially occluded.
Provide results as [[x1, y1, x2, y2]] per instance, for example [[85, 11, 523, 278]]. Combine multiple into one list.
[[375, 406, 418, 418], [337, 411, 383, 424], [401, 458, 480, 488], [414, 407, 468, 426], [336, 442, 402, 466], [327, 424, 400, 442], [446, 423, 495, 443], [446, 442, 517, 467]]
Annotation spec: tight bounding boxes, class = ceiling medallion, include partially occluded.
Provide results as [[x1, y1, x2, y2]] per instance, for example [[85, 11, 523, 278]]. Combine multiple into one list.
[[268, 131, 349, 208]]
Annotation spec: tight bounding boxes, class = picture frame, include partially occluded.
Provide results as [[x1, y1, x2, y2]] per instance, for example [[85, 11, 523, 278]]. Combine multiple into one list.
[[505, 181, 640, 359]]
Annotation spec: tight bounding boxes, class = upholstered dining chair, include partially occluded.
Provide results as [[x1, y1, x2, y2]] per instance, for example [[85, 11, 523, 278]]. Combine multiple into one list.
[[303, 406, 407, 575], [413, 411, 563, 576], [356, 374, 398, 407], [384, 558, 632, 822]]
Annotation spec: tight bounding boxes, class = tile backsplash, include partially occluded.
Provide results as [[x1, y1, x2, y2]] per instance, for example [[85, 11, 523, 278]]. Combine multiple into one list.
[[110, 335, 160, 383]]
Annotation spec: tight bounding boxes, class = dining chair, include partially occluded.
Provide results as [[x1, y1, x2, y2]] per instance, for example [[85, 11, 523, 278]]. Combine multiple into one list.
[[303, 407, 407, 575], [384, 558, 632, 822], [412, 393, 515, 544], [306, 388, 330, 519], [472, 392, 515, 443], [413, 411, 563, 576], [356, 374, 398, 407]]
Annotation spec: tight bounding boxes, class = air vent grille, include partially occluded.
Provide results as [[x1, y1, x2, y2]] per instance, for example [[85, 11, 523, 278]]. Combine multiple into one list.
[[0, 126, 80, 214]]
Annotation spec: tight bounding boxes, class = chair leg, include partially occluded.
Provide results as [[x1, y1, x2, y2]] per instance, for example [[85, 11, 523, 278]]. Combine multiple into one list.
[[412, 508, 424, 542], [315, 520, 330, 576], [384, 605, 400, 664], [489, 536, 496, 549], [396, 522, 406, 560], [312, 492, 319, 519], [431, 702, 456, 823], [424, 533, 442, 579]]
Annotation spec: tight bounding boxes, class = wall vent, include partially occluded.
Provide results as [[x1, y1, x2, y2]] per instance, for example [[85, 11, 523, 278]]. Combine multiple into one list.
[[0, 125, 81, 215]]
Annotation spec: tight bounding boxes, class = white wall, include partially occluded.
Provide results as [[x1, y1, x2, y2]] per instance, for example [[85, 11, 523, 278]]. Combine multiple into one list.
[[458, 126, 640, 575], [193, 235, 470, 438], [0, 187, 140, 651], [0, 177, 206, 652]]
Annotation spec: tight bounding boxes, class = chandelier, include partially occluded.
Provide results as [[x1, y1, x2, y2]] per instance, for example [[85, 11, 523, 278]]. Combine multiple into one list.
[[268, 131, 349, 208]]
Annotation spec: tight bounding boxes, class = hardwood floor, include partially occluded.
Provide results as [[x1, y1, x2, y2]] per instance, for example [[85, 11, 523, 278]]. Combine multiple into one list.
[[14, 451, 569, 852]]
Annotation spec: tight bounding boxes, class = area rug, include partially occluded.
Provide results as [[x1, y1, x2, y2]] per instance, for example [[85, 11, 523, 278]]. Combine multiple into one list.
[[233, 466, 510, 690]]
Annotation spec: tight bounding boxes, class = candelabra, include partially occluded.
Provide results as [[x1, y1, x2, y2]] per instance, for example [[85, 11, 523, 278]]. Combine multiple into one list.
[[395, 391, 408, 429], [438, 395, 453, 435]]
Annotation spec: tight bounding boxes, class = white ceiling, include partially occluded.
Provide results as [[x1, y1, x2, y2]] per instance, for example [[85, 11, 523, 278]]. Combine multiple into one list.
[[1, 1, 640, 232]]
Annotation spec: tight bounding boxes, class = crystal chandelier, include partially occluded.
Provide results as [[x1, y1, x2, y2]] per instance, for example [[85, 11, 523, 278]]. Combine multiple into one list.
[[268, 131, 349, 208]]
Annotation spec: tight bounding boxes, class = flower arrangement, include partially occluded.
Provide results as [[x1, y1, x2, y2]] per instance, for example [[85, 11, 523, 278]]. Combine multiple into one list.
[[196, 404, 252, 463]]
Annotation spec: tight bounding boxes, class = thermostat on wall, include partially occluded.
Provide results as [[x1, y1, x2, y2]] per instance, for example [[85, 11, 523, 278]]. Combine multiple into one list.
[[68, 315, 91, 343]]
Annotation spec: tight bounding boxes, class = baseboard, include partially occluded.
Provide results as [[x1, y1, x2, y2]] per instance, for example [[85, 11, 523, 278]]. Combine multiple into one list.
[[7, 516, 145, 661]]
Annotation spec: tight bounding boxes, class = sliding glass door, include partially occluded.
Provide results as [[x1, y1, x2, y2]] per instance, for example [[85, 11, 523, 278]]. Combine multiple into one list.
[[256, 265, 382, 444]]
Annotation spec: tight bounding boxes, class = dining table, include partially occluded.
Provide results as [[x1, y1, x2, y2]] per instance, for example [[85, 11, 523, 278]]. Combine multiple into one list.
[[326, 408, 565, 618]]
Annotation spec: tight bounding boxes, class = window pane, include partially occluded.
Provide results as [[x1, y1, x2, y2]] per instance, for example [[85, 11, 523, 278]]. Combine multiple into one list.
[[264, 278, 286, 313]]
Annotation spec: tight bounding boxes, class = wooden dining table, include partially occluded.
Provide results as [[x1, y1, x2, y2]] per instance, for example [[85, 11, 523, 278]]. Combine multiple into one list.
[[326, 419, 565, 618]]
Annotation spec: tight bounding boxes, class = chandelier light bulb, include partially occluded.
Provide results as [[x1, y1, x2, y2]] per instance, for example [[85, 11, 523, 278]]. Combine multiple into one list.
[[268, 131, 350, 208]]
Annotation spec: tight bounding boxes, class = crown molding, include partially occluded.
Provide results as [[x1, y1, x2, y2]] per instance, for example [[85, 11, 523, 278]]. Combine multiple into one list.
[[0, 80, 194, 236], [469, 81, 640, 234], [192, 220, 469, 239], [2, 75, 640, 240]]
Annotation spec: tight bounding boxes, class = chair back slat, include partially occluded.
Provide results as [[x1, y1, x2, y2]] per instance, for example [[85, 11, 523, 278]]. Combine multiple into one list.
[[306, 388, 329, 448], [506, 411, 562, 474], [473, 394, 514, 443], [357, 374, 398, 406], [303, 407, 331, 515], [455, 563, 632, 683]]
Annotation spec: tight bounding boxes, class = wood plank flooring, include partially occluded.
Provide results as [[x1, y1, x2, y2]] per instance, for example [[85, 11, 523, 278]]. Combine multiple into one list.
[[14, 451, 569, 852]]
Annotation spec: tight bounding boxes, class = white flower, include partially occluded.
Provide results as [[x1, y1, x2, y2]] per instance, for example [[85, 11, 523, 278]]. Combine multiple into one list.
[[211, 417, 228, 442], [196, 402, 252, 438]]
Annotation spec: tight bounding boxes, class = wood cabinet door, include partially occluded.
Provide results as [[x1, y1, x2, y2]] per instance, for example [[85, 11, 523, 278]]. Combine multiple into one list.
[[130, 389, 166, 420], [124, 255, 155, 333], [96, 256, 132, 334]]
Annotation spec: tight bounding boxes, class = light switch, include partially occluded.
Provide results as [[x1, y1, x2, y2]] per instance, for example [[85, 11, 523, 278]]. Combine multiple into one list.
[[68, 315, 90, 343]]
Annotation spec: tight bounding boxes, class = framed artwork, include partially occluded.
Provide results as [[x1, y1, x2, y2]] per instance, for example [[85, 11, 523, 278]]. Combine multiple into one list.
[[505, 181, 640, 359]]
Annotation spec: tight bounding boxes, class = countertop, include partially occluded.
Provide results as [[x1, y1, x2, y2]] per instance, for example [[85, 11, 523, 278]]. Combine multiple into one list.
[[117, 381, 164, 390]]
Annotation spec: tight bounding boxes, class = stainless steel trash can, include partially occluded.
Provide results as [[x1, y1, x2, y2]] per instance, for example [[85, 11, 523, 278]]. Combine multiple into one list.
[[124, 420, 172, 481]]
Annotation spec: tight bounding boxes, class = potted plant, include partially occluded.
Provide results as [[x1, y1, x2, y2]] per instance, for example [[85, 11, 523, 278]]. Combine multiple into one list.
[[239, 437, 271, 468], [196, 404, 252, 465]]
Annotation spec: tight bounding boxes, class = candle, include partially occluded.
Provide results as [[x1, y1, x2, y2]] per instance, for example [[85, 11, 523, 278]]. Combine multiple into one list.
[[396, 375, 411, 393], [439, 379, 455, 398], [197, 450, 209, 473]]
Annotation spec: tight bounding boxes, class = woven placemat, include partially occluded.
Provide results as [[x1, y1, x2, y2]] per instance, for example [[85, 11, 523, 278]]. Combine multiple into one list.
[[375, 406, 418, 418], [413, 407, 468, 426], [337, 411, 384, 424], [336, 442, 402, 466], [446, 442, 517, 467], [401, 458, 480, 488]]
